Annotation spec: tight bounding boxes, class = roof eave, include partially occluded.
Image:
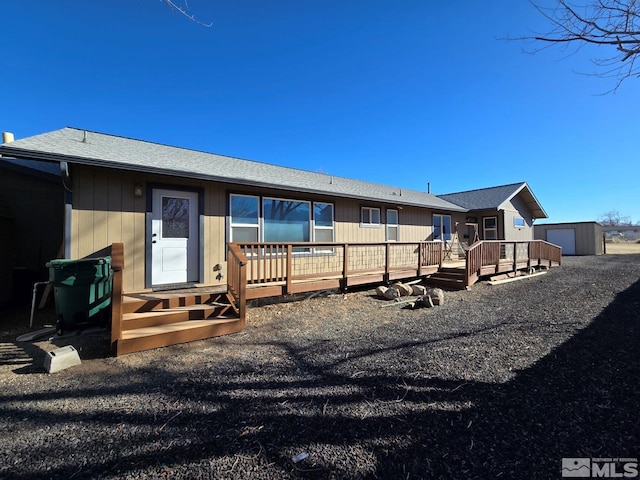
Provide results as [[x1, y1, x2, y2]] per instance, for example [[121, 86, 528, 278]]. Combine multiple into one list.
[[0, 146, 467, 212]]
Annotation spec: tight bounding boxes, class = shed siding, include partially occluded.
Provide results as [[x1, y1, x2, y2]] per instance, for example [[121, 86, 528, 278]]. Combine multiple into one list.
[[534, 222, 603, 255]]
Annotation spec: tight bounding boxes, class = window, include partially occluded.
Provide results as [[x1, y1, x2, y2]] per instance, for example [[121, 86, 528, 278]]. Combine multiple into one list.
[[313, 202, 334, 243], [514, 217, 525, 229], [313, 202, 335, 253], [433, 214, 451, 241], [229, 194, 334, 247], [386, 209, 399, 241], [361, 207, 381, 226], [263, 198, 310, 242], [229, 194, 259, 242], [483, 216, 498, 240]]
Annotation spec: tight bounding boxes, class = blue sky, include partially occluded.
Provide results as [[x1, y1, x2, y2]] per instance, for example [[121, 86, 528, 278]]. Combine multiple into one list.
[[1, 1, 638, 224]]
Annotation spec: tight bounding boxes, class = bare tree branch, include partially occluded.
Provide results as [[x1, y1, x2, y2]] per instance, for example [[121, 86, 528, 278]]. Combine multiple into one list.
[[513, 1, 640, 91], [162, 0, 212, 27]]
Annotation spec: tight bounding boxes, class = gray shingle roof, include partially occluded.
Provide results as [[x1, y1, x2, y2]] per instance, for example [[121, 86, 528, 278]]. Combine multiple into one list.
[[438, 182, 548, 218], [0, 127, 466, 212]]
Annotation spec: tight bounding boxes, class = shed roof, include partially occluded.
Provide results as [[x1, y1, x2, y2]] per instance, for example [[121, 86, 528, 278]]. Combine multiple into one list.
[[438, 182, 548, 219], [0, 127, 466, 212]]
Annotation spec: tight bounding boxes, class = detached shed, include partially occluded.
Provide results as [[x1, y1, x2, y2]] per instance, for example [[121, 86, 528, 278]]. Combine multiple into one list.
[[534, 222, 603, 256]]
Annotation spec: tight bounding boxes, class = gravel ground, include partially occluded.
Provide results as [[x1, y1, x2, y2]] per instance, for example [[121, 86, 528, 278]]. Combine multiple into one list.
[[0, 255, 638, 479]]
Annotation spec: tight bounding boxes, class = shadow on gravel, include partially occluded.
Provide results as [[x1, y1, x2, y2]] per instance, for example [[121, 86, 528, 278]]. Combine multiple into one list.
[[1, 278, 638, 479]]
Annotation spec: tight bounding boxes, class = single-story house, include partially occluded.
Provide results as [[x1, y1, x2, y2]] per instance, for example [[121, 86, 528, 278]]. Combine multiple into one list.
[[534, 222, 604, 256], [0, 127, 550, 294]]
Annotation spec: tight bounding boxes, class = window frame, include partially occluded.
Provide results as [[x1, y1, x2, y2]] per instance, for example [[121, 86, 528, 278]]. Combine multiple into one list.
[[483, 216, 498, 240], [228, 194, 335, 253], [313, 202, 335, 253], [513, 217, 525, 229], [262, 197, 311, 244], [433, 214, 452, 241], [386, 208, 399, 242], [361, 206, 381, 227], [229, 193, 260, 243]]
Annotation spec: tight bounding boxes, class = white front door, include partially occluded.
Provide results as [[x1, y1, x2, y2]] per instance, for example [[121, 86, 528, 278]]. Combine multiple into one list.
[[151, 188, 199, 286]]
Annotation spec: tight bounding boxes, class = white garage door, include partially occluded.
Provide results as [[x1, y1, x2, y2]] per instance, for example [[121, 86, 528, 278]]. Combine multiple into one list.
[[547, 229, 576, 255]]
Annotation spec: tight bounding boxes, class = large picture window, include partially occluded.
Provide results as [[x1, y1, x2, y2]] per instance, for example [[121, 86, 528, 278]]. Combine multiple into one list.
[[263, 198, 310, 243], [229, 194, 334, 246], [433, 214, 451, 241]]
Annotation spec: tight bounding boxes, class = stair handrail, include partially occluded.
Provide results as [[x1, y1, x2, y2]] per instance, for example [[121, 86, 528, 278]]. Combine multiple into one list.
[[227, 243, 248, 323], [109, 243, 125, 352], [465, 240, 562, 287]]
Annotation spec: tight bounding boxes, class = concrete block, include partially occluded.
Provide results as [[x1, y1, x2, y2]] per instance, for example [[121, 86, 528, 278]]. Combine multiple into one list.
[[44, 345, 81, 373]]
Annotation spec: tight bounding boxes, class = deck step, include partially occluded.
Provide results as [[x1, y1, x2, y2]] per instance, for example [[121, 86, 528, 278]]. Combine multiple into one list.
[[122, 302, 239, 330], [117, 318, 244, 355], [122, 292, 229, 314], [116, 290, 242, 355], [424, 268, 467, 290]]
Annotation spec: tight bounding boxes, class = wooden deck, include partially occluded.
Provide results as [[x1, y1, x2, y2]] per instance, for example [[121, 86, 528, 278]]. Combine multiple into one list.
[[107, 239, 561, 356]]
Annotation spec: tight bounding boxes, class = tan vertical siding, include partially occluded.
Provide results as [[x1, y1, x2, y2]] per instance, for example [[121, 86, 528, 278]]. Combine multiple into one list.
[[503, 195, 535, 241], [203, 183, 227, 286], [72, 166, 146, 292], [334, 199, 434, 243], [70, 166, 465, 292]]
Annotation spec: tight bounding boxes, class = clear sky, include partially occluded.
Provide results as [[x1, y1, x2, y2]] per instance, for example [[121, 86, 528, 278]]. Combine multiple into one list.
[[1, 1, 638, 224]]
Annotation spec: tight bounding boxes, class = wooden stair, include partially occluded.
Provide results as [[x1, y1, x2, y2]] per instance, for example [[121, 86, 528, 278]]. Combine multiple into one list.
[[116, 291, 244, 355], [424, 267, 467, 290]]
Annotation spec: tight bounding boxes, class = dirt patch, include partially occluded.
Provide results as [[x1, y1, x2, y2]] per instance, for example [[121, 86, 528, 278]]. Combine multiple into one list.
[[1, 255, 638, 479]]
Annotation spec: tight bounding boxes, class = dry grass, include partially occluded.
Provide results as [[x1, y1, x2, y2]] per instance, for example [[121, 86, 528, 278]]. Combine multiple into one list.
[[605, 241, 640, 254]]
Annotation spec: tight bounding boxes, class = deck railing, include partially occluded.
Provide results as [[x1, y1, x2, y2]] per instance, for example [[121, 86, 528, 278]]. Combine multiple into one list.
[[227, 243, 247, 323], [465, 240, 562, 286], [228, 241, 443, 299]]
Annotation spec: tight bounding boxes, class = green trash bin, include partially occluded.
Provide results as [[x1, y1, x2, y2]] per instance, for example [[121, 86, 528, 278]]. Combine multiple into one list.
[[46, 256, 113, 334]]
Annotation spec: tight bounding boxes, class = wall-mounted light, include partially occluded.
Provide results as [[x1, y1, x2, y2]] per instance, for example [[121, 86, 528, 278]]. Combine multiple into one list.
[[134, 184, 144, 198]]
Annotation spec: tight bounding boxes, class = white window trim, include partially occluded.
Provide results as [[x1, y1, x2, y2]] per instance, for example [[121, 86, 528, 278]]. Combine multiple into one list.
[[483, 216, 498, 240], [433, 214, 452, 241], [361, 206, 381, 227], [229, 193, 260, 242], [386, 209, 399, 241], [513, 217, 525, 229], [313, 202, 335, 242], [229, 194, 335, 250]]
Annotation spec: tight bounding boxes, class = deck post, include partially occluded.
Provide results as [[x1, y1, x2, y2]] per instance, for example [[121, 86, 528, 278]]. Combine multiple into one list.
[[110, 243, 124, 354], [238, 254, 247, 326], [384, 242, 391, 283], [286, 244, 293, 294]]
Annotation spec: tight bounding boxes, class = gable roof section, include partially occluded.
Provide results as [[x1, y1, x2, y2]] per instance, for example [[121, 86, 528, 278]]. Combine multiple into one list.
[[0, 127, 465, 212], [438, 182, 548, 219]]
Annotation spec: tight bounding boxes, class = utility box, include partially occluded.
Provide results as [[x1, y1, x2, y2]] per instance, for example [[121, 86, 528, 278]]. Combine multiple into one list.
[[46, 256, 113, 334], [44, 345, 81, 373]]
